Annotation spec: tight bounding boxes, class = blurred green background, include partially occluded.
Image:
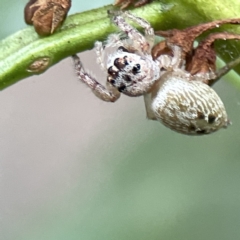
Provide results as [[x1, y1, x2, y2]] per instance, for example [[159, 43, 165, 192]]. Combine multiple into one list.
[[1, 1, 240, 240]]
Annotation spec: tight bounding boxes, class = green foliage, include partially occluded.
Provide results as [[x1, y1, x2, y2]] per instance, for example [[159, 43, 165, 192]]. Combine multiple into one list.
[[1, 0, 240, 90]]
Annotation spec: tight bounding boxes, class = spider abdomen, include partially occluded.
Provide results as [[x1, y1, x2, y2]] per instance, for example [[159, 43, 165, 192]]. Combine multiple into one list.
[[151, 71, 229, 135]]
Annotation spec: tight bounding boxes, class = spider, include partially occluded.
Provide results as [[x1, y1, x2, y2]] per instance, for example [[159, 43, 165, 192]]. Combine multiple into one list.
[[72, 11, 240, 135]]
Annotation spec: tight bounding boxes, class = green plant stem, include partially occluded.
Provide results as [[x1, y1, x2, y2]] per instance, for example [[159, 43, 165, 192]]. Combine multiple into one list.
[[1, 0, 240, 90]]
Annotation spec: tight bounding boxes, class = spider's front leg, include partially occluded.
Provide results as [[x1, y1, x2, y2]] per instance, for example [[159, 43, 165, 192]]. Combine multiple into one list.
[[156, 45, 184, 70], [95, 41, 107, 73], [72, 54, 120, 102], [95, 35, 128, 72], [110, 11, 155, 53]]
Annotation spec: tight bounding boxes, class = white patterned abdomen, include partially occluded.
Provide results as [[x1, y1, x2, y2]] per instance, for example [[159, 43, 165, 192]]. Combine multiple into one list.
[[151, 72, 229, 135]]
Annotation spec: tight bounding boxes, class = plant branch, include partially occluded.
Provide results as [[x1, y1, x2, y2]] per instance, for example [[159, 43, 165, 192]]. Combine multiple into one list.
[[1, 0, 240, 90]]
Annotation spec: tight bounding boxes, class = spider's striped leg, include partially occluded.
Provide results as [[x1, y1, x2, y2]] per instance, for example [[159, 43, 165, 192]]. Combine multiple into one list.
[[110, 11, 154, 53], [72, 54, 120, 102]]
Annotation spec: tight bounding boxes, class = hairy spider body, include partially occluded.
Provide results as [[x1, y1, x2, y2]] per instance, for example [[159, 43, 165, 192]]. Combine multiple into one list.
[[72, 11, 240, 135], [148, 70, 229, 135]]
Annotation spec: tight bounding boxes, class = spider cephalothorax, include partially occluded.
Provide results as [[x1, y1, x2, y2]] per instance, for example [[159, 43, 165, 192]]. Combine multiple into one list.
[[106, 47, 160, 96], [72, 11, 240, 135], [149, 70, 229, 134]]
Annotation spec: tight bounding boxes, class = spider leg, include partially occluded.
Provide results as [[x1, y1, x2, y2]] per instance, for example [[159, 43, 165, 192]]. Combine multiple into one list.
[[122, 11, 154, 42], [110, 10, 154, 53], [72, 54, 120, 102], [169, 44, 183, 68], [94, 41, 106, 72], [104, 33, 125, 48], [156, 45, 183, 69], [95, 33, 132, 72]]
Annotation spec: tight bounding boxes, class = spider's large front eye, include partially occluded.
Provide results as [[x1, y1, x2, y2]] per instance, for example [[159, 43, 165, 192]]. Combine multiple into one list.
[[132, 64, 141, 74], [108, 66, 118, 77], [114, 57, 128, 69]]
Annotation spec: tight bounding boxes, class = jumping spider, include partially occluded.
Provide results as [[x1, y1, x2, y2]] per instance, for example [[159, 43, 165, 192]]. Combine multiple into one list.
[[72, 11, 240, 135]]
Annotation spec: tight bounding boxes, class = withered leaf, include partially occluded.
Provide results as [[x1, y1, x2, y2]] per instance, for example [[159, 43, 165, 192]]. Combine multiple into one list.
[[24, 0, 71, 36], [114, 0, 152, 9], [152, 18, 240, 81]]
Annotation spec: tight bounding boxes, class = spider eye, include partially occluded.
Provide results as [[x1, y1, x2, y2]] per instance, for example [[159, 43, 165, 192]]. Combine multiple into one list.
[[114, 58, 126, 69], [108, 66, 119, 77], [132, 64, 141, 74], [114, 58, 120, 69], [108, 66, 114, 74], [110, 79, 115, 84], [136, 64, 141, 69]]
